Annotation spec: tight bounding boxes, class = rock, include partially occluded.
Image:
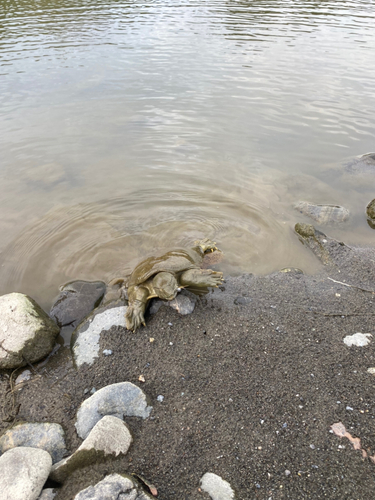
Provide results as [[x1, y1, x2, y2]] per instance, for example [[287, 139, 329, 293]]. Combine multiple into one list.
[[169, 291, 196, 315], [343, 333, 372, 347], [50, 280, 106, 328], [366, 199, 375, 228], [344, 152, 375, 174], [71, 301, 127, 368], [38, 489, 57, 500], [294, 201, 349, 224], [15, 369, 32, 386], [0, 422, 67, 464], [367, 368, 375, 375], [0, 447, 52, 500], [73, 473, 153, 500], [50, 416, 132, 483], [280, 268, 303, 274], [200, 472, 235, 500], [0, 293, 60, 369], [75, 382, 152, 439]]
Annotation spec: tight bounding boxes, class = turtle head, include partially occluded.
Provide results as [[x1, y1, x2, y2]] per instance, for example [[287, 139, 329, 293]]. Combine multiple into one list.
[[152, 272, 180, 301], [194, 238, 218, 254]]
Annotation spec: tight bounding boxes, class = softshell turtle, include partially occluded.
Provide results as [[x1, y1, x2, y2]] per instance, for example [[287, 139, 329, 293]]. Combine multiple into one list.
[[125, 238, 223, 331]]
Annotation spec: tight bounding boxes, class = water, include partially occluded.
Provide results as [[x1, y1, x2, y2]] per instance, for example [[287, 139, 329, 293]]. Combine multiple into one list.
[[0, 0, 374, 309]]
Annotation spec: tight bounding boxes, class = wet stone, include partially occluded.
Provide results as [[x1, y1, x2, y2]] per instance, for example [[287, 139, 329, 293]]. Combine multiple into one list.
[[294, 201, 349, 224], [0, 422, 67, 464], [75, 381, 152, 439], [366, 199, 375, 222], [50, 280, 106, 328], [344, 152, 375, 174]]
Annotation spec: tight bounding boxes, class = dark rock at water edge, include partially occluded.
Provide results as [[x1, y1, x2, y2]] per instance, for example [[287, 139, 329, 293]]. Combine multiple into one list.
[[50, 281, 106, 328]]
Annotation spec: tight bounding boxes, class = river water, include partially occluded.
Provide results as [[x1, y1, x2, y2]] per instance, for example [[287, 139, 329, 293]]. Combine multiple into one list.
[[0, 0, 374, 308]]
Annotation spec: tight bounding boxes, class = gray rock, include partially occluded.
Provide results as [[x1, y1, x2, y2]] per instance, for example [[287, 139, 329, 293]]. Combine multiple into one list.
[[169, 290, 196, 315], [38, 489, 57, 500], [344, 152, 375, 174], [200, 472, 235, 500], [75, 382, 152, 439], [73, 473, 153, 500], [294, 201, 349, 224], [0, 293, 60, 369], [71, 301, 127, 368], [50, 416, 132, 483], [0, 422, 67, 464], [0, 447, 52, 500], [50, 280, 106, 328], [15, 369, 32, 386]]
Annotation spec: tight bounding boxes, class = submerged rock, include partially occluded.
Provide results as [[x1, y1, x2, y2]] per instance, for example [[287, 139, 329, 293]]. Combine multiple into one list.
[[71, 301, 127, 368], [75, 382, 152, 439], [200, 472, 235, 500], [0, 422, 66, 464], [50, 416, 132, 483], [50, 280, 106, 328], [0, 447, 52, 500], [73, 473, 153, 500], [0, 293, 60, 369], [294, 201, 349, 224], [344, 152, 375, 174]]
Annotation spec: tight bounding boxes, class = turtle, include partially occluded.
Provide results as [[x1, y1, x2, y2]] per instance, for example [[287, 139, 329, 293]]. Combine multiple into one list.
[[124, 238, 224, 331]]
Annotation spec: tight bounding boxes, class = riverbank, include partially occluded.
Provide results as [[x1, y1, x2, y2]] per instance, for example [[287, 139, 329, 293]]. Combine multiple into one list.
[[1, 226, 375, 499]]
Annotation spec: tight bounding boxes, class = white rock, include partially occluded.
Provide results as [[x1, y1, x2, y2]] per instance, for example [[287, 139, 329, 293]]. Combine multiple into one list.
[[343, 333, 372, 347], [367, 367, 375, 375], [38, 489, 57, 500], [75, 382, 152, 439], [50, 416, 132, 483], [72, 304, 126, 368], [0, 447, 52, 500], [15, 369, 32, 386], [200, 472, 235, 500], [74, 473, 153, 499], [0, 293, 60, 369]]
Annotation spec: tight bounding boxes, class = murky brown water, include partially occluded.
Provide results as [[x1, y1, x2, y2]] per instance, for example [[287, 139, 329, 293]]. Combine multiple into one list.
[[1, 1, 375, 309]]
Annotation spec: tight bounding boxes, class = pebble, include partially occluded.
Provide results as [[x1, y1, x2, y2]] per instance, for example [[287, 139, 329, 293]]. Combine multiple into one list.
[[343, 333, 372, 347], [285, 470, 291, 476], [103, 349, 112, 356], [367, 367, 375, 375], [157, 395, 164, 402], [15, 369, 32, 386], [200, 472, 235, 500]]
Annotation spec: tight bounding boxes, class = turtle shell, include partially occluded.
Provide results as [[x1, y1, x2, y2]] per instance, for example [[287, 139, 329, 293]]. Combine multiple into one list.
[[128, 248, 203, 287]]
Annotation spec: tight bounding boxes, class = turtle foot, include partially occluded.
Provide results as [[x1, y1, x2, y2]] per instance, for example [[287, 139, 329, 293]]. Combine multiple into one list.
[[125, 302, 146, 332]]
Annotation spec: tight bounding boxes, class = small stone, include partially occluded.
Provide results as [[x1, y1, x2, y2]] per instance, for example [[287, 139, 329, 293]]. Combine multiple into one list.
[[15, 369, 32, 386], [285, 470, 291, 476], [50, 416, 132, 483], [149, 338, 155, 342], [168, 322, 173, 326], [346, 406, 354, 411], [157, 395, 164, 402], [73, 473, 153, 500], [200, 472, 235, 500], [38, 489, 57, 500], [102, 349, 112, 356], [90, 387, 96, 394], [0, 422, 66, 464], [0, 447, 52, 499], [367, 367, 375, 375], [169, 292, 196, 315], [310, 444, 315, 449], [75, 382, 152, 439], [343, 333, 372, 347], [139, 375, 145, 383]]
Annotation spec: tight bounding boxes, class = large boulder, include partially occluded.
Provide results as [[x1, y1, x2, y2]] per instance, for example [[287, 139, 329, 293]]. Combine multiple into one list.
[[0, 447, 52, 500], [0, 293, 60, 369]]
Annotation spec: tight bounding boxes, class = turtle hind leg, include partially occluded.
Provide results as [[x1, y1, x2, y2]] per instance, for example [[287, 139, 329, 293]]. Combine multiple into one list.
[[180, 268, 224, 290]]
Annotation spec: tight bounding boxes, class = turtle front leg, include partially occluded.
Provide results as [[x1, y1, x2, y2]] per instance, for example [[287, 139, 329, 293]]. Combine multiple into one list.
[[126, 286, 149, 332], [180, 268, 224, 289]]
